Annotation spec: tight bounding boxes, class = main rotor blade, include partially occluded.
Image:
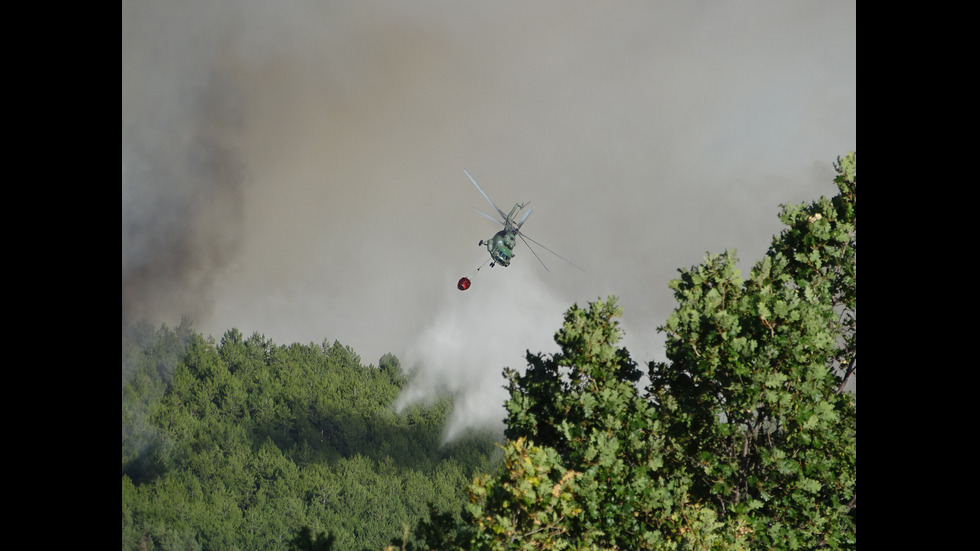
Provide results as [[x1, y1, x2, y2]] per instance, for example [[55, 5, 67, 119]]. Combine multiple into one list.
[[464, 169, 509, 221], [473, 208, 505, 226], [519, 232, 586, 272], [516, 208, 532, 230], [518, 234, 550, 272]]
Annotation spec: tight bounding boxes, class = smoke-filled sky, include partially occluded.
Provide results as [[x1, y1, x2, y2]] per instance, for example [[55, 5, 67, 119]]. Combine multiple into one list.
[[122, 0, 855, 435]]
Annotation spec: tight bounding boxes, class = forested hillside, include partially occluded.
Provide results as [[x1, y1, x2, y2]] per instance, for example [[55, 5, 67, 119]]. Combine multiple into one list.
[[124, 153, 854, 550], [121, 323, 499, 550]]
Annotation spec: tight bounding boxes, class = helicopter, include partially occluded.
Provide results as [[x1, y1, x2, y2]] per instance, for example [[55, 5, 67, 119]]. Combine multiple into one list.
[[458, 170, 583, 291]]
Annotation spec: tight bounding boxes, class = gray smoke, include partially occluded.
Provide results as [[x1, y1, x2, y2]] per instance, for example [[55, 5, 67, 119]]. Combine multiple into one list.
[[122, 1, 856, 436], [122, 2, 249, 323]]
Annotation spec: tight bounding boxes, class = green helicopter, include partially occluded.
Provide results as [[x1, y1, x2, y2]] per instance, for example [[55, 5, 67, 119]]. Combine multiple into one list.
[[464, 169, 585, 272]]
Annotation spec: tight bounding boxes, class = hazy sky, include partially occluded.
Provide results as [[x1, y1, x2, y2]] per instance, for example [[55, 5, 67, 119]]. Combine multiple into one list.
[[122, 0, 856, 435]]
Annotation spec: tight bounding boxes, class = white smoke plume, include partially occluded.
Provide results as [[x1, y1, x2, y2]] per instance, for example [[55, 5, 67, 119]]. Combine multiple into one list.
[[397, 263, 573, 440]]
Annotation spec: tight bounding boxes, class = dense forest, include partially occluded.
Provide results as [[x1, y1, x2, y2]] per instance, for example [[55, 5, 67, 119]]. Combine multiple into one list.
[[122, 323, 500, 550], [124, 153, 855, 549]]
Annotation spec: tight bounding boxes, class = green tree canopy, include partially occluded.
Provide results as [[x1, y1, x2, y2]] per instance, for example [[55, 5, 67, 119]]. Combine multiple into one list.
[[122, 328, 499, 551]]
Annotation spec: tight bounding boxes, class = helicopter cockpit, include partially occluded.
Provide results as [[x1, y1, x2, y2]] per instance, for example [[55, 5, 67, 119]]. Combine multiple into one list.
[[487, 230, 516, 266]]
